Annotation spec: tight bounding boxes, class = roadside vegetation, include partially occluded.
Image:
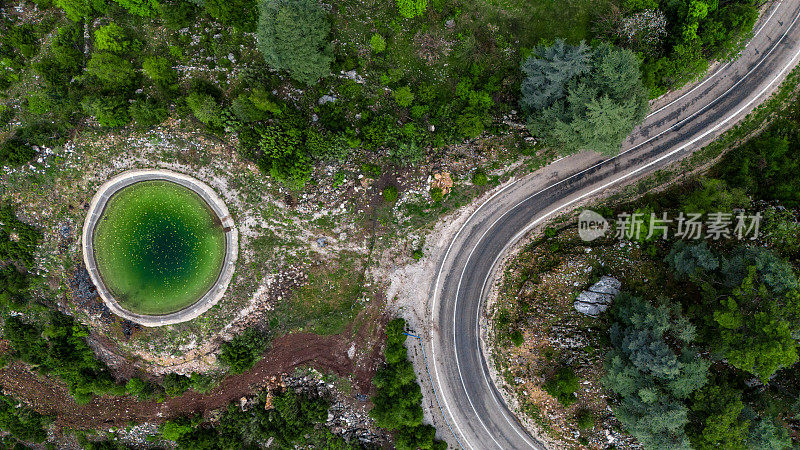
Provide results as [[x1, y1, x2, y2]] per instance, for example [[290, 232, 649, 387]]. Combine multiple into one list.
[[370, 318, 445, 450], [492, 76, 800, 447]]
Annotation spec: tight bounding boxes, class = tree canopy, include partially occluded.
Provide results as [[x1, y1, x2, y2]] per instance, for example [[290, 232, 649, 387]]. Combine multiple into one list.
[[256, 0, 332, 85], [521, 40, 649, 156]]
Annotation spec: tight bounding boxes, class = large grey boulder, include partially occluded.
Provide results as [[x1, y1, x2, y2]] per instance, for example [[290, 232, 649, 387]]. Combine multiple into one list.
[[574, 276, 621, 316]]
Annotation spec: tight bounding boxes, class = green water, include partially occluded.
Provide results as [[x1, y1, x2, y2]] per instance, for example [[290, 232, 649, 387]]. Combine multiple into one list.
[[93, 180, 226, 315]]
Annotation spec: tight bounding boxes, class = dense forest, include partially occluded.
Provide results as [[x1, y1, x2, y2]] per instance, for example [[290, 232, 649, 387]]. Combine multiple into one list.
[[1, 0, 762, 177], [598, 91, 800, 448]]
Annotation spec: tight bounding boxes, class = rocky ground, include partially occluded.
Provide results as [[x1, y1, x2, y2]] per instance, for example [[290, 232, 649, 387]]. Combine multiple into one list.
[[483, 219, 657, 449]]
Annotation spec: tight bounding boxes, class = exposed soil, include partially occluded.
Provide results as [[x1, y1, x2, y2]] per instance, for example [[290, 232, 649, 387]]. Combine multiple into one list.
[[0, 309, 386, 433]]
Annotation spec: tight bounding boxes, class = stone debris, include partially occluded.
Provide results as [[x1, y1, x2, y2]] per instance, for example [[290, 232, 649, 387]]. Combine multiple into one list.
[[573, 276, 621, 316]]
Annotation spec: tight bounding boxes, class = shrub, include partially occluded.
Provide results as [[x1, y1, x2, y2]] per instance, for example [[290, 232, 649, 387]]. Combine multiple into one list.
[[161, 416, 198, 441], [81, 96, 131, 127], [186, 92, 220, 125], [256, 0, 332, 84], [205, 0, 257, 30], [429, 186, 443, 202], [575, 409, 595, 430], [0, 392, 49, 443], [164, 373, 192, 397], [126, 377, 159, 400], [471, 170, 488, 186], [383, 185, 399, 203], [160, 0, 199, 29], [543, 366, 579, 406], [0, 205, 41, 267], [189, 372, 215, 393], [26, 93, 53, 116], [370, 33, 386, 53], [129, 97, 169, 128], [509, 329, 524, 346], [393, 86, 414, 107], [361, 162, 381, 178], [112, 0, 159, 16], [304, 128, 347, 161], [219, 328, 267, 374], [0, 138, 36, 167], [389, 141, 424, 166]]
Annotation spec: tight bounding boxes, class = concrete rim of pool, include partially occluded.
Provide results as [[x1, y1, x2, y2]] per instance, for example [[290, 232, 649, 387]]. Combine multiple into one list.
[[82, 169, 238, 327]]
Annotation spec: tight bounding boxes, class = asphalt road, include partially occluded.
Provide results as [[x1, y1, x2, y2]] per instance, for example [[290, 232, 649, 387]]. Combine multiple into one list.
[[425, 1, 800, 448]]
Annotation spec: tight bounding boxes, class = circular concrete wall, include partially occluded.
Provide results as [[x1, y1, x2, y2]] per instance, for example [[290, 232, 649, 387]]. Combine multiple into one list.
[[82, 169, 238, 327]]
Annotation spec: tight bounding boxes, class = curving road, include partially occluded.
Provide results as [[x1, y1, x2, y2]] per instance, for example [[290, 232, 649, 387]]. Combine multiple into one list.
[[425, 1, 800, 448]]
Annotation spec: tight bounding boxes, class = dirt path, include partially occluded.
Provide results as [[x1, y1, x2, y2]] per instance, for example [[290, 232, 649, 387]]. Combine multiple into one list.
[[0, 326, 383, 431]]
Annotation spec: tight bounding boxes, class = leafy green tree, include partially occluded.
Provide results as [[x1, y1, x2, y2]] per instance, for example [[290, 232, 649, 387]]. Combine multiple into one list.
[[94, 23, 129, 53], [142, 56, 177, 87], [160, 0, 200, 29], [688, 382, 749, 449], [393, 86, 414, 107], [256, 124, 312, 188], [369, 319, 446, 449], [256, 0, 332, 84], [714, 272, 800, 382], [55, 0, 102, 21], [370, 33, 386, 53], [716, 132, 800, 207], [682, 178, 750, 213], [395, 0, 427, 18], [85, 52, 136, 88]]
